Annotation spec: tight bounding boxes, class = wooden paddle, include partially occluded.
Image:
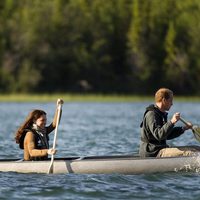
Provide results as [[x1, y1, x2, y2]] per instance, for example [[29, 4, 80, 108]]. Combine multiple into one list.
[[180, 117, 200, 142], [47, 100, 63, 174]]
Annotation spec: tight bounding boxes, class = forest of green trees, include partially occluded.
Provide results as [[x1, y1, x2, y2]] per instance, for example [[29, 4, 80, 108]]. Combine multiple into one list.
[[0, 0, 200, 95]]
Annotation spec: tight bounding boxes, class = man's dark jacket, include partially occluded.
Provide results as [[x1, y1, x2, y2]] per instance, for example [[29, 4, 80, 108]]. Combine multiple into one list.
[[139, 104, 184, 157]]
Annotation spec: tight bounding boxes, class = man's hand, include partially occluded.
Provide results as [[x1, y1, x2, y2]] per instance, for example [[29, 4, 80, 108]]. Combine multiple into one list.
[[171, 112, 180, 124], [182, 122, 193, 131]]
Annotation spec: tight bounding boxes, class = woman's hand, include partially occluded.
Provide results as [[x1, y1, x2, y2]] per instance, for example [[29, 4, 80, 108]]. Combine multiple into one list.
[[57, 98, 64, 106], [47, 148, 57, 155]]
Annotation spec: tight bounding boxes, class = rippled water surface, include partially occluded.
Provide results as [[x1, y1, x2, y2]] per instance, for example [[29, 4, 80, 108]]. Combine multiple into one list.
[[0, 101, 200, 199]]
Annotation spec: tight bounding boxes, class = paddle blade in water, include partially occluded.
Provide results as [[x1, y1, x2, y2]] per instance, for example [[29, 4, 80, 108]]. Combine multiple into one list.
[[192, 125, 200, 142]]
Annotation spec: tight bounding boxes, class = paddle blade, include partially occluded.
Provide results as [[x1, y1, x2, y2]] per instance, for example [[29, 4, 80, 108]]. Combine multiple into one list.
[[192, 125, 200, 142]]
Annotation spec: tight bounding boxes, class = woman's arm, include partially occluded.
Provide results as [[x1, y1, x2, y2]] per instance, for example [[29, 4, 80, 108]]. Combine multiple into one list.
[[46, 99, 63, 133]]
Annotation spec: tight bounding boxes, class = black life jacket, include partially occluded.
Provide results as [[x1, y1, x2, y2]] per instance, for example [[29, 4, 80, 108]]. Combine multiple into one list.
[[19, 128, 49, 150]]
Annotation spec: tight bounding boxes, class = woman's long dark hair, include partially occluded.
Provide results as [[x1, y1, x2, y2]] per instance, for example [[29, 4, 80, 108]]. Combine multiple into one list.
[[15, 110, 46, 144]]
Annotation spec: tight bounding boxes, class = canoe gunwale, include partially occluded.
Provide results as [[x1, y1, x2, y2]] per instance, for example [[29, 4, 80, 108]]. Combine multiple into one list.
[[0, 154, 198, 162]]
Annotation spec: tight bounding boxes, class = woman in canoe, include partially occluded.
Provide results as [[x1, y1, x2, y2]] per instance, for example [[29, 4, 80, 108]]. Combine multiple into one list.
[[15, 99, 63, 161], [139, 88, 200, 157]]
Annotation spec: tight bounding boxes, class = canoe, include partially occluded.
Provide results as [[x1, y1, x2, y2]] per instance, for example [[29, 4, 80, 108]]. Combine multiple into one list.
[[0, 154, 200, 174]]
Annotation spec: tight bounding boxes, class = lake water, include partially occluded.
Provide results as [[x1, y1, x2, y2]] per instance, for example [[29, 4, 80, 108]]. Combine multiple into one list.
[[0, 101, 200, 199]]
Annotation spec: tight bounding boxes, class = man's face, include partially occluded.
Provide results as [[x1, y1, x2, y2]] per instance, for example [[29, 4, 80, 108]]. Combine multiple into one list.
[[163, 96, 173, 111]]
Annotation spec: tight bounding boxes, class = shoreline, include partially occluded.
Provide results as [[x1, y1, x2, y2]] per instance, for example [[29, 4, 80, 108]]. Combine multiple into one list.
[[0, 93, 199, 102]]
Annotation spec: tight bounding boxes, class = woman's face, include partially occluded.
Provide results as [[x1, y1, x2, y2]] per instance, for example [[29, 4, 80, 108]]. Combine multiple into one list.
[[35, 114, 47, 128]]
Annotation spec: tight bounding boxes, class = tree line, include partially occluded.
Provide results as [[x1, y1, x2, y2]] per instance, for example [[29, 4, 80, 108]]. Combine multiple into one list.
[[0, 0, 200, 95]]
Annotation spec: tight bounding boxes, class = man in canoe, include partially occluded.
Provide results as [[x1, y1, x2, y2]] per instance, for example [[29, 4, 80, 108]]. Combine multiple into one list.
[[139, 88, 200, 157], [15, 99, 64, 161]]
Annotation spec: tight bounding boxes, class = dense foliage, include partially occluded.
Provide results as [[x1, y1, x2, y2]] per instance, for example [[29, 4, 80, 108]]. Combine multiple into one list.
[[0, 0, 200, 95]]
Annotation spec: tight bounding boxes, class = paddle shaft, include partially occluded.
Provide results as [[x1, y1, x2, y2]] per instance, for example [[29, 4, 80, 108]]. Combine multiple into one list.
[[47, 103, 62, 174], [52, 104, 62, 149], [179, 117, 189, 126]]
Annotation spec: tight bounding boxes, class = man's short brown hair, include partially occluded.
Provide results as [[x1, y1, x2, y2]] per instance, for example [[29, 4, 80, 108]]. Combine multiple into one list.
[[155, 88, 173, 102]]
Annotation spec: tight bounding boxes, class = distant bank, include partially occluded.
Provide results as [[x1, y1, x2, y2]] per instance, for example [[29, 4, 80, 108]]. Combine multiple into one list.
[[0, 94, 199, 102]]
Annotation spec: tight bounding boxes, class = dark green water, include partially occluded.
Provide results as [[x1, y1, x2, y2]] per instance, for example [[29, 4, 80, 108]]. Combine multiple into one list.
[[0, 102, 200, 199]]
